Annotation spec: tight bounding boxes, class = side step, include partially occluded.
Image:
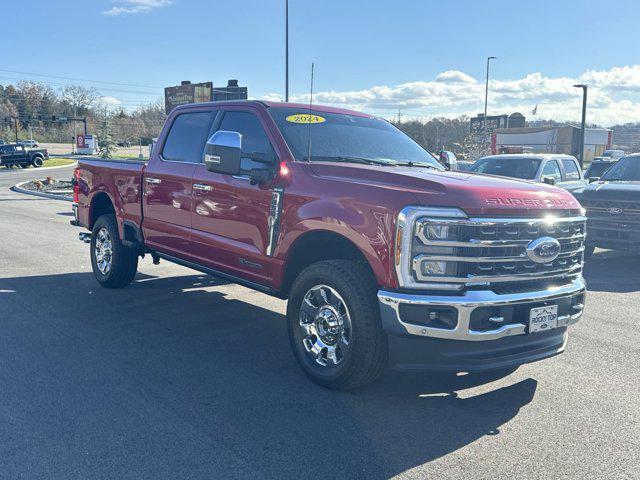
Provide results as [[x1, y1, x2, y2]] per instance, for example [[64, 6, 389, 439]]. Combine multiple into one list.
[[79, 232, 91, 244]]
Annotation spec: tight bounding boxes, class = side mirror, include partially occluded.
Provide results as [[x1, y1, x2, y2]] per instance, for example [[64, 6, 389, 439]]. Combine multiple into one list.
[[542, 176, 556, 186], [204, 131, 242, 175], [588, 177, 600, 183]]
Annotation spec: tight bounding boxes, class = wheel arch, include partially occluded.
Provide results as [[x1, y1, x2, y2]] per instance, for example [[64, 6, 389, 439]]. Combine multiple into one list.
[[281, 229, 379, 297], [88, 191, 116, 230]]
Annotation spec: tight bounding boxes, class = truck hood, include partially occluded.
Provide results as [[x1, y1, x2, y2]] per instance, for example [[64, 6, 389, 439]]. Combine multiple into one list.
[[309, 163, 581, 216], [574, 181, 640, 201]]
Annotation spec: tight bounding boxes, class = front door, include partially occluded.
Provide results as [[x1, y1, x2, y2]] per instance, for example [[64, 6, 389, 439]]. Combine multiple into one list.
[[142, 109, 216, 256], [189, 108, 280, 286]]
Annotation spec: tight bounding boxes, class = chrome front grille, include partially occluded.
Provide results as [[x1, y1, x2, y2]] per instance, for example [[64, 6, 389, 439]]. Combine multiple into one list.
[[412, 216, 586, 287]]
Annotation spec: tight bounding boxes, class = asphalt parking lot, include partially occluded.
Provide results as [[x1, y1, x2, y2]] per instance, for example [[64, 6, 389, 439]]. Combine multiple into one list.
[[0, 166, 638, 480]]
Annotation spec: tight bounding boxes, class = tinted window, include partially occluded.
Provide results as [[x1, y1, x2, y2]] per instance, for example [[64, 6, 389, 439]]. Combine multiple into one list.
[[469, 157, 541, 180], [561, 159, 580, 180], [542, 160, 562, 182], [269, 107, 443, 168], [585, 162, 613, 178], [219, 111, 276, 170], [162, 111, 214, 163], [601, 156, 640, 181]]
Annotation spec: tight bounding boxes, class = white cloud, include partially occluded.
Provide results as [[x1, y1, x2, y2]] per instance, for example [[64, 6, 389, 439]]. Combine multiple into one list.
[[103, 0, 172, 16], [98, 96, 122, 108], [270, 65, 640, 126]]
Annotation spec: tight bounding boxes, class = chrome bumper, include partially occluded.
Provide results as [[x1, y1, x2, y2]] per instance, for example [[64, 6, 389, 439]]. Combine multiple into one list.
[[378, 276, 586, 342]]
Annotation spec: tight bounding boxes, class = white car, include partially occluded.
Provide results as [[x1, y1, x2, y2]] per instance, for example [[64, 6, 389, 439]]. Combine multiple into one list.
[[18, 140, 40, 149]]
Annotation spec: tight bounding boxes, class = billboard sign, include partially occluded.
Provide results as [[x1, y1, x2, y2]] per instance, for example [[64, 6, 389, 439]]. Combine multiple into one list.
[[470, 114, 508, 134], [164, 82, 213, 114]]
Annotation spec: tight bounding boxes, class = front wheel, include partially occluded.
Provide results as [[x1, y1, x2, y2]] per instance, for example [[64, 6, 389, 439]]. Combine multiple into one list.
[[287, 260, 386, 390], [90, 214, 138, 288], [32, 156, 44, 168]]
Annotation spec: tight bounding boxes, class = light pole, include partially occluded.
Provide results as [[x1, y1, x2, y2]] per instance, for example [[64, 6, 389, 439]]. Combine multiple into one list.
[[573, 84, 588, 168], [285, 0, 289, 102], [484, 56, 497, 131]]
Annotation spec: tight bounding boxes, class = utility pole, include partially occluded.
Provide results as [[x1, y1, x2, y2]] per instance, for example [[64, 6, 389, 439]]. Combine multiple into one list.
[[484, 56, 497, 131], [14, 117, 18, 143], [397, 108, 403, 124], [573, 84, 588, 168], [285, 0, 289, 102]]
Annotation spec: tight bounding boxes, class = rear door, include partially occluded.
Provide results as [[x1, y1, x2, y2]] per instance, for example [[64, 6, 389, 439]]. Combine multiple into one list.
[[142, 109, 216, 256], [559, 158, 587, 192], [189, 106, 280, 285]]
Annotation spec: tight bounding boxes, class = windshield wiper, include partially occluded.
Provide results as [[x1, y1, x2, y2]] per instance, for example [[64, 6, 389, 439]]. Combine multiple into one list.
[[393, 161, 442, 169], [304, 155, 393, 166]]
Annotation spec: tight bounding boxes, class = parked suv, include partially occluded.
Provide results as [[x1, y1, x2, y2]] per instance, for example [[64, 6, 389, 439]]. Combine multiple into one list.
[[574, 153, 640, 258], [71, 101, 587, 389], [469, 154, 587, 192]]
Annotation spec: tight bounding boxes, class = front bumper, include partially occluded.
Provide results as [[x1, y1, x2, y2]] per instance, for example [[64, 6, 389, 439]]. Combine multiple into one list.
[[378, 276, 586, 371]]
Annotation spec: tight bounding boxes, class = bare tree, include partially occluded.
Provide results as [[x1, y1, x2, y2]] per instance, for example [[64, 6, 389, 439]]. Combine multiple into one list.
[[60, 85, 100, 115]]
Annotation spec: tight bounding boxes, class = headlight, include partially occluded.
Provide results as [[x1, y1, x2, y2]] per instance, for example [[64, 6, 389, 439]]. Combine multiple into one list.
[[395, 206, 467, 291]]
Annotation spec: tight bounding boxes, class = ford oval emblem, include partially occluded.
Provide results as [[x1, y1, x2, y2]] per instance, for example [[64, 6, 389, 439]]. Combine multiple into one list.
[[607, 207, 623, 215], [526, 237, 561, 264]]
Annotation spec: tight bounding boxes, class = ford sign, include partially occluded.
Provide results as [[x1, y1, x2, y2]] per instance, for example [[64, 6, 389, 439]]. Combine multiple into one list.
[[526, 237, 561, 264]]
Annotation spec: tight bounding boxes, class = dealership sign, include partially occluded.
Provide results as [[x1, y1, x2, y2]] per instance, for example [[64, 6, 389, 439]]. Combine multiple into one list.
[[470, 115, 508, 134]]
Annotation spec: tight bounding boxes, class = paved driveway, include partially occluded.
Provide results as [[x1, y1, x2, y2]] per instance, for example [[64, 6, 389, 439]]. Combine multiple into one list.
[[0, 166, 638, 479]]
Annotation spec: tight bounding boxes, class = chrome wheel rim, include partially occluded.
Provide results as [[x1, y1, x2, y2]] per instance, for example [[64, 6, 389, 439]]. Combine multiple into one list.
[[94, 227, 113, 275], [299, 285, 352, 367]]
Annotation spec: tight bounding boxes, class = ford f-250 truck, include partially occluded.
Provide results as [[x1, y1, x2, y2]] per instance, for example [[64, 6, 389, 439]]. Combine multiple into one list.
[[71, 100, 587, 390]]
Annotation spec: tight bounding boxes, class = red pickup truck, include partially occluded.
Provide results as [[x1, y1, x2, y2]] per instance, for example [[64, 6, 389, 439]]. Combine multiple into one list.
[[72, 100, 587, 389]]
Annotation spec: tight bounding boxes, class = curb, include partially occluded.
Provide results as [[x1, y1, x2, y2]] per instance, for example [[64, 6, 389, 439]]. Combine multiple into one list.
[[11, 181, 73, 202], [35, 161, 78, 171]]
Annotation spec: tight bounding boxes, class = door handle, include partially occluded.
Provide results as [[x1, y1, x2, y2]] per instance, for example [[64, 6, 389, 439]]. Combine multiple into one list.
[[145, 177, 161, 184], [193, 183, 213, 192]]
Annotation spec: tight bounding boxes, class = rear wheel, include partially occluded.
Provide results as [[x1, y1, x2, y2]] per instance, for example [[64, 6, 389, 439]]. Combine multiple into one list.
[[287, 260, 386, 390], [32, 156, 44, 168], [90, 214, 138, 288]]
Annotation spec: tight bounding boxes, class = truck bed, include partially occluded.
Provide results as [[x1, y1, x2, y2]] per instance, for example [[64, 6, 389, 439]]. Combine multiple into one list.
[[76, 158, 147, 235]]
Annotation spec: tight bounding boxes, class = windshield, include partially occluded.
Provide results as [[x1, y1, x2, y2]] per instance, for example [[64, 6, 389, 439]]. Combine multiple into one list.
[[601, 156, 640, 181], [268, 107, 444, 169], [469, 157, 541, 180], [585, 162, 613, 178]]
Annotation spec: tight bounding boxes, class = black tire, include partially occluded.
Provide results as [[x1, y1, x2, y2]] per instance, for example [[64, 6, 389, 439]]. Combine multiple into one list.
[[584, 244, 595, 260], [90, 214, 138, 288], [287, 260, 386, 390], [32, 156, 44, 168]]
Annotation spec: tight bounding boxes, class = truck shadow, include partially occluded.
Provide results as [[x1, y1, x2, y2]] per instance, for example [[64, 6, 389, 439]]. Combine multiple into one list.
[[583, 249, 640, 293], [0, 271, 537, 479]]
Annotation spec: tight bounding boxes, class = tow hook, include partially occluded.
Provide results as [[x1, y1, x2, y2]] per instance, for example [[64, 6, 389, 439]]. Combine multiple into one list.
[[79, 232, 91, 244]]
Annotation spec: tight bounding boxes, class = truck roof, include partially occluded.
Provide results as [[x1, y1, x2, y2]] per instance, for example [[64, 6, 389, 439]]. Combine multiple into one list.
[[171, 100, 374, 118], [480, 153, 578, 161]]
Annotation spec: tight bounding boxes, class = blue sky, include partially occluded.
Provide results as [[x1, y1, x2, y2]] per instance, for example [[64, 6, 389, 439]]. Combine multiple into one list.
[[2, 0, 640, 125]]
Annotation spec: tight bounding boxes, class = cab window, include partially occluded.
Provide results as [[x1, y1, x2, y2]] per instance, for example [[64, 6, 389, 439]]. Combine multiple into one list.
[[218, 111, 276, 172], [561, 159, 581, 181], [541, 160, 562, 182], [162, 111, 215, 163]]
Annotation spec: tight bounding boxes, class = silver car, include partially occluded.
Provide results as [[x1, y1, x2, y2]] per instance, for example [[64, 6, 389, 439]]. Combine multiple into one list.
[[468, 154, 587, 192]]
